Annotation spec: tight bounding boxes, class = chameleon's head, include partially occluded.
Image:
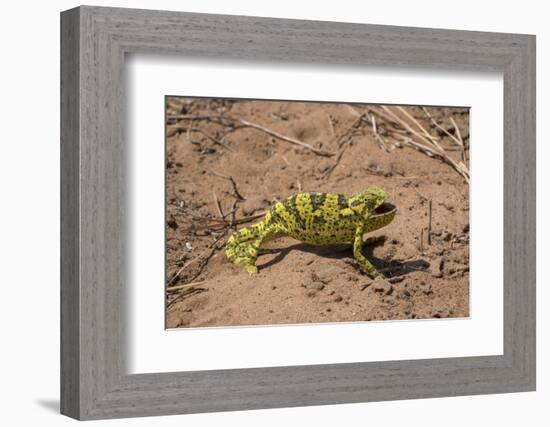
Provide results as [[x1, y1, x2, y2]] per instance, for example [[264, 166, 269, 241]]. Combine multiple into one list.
[[348, 185, 397, 229]]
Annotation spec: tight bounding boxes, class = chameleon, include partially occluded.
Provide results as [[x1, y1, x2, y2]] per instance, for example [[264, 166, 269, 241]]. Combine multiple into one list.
[[225, 185, 397, 278]]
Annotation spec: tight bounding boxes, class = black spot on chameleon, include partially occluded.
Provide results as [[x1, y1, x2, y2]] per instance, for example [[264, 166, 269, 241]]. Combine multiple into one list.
[[337, 194, 348, 209]]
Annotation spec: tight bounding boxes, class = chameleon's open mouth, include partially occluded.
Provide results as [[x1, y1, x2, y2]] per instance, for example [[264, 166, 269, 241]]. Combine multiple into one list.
[[373, 202, 396, 217]]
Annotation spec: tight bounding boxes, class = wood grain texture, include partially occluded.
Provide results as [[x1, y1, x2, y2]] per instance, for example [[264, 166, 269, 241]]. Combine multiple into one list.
[[60, 6, 536, 420], [60, 7, 80, 419]]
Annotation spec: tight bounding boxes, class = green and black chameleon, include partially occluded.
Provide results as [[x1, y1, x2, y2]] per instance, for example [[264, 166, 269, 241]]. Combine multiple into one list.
[[225, 185, 397, 278]]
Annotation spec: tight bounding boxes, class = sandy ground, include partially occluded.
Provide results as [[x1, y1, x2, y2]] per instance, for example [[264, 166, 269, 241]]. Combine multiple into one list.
[[165, 98, 470, 328]]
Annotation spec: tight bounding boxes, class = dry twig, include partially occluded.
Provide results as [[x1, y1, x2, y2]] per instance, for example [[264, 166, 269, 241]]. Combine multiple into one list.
[[208, 170, 246, 201], [169, 114, 334, 157], [368, 106, 470, 183], [327, 115, 335, 137], [167, 232, 228, 285], [321, 144, 349, 179], [450, 116, 466, 162], [191, 127, 234, 152], [167, 287, 208, 309], [167, 281, 207, 293], [421, 107, 462, 146], [213, 191, 225, 219], [366, 114, 390, 153], [428, 200, 433, 245]]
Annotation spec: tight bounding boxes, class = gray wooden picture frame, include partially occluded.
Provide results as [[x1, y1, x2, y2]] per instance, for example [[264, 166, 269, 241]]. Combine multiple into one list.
[[60, 5, 536, 420]]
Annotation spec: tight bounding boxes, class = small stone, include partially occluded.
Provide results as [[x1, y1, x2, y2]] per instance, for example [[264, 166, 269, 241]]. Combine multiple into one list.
[[360, 283, 371, 291], [334, 295, 343, 303], [431, 257, 444, 278], [463, 223, 470, 233], [305, 282, 325, 291], [167, 218, 178, 229], [311, 269, 331, 284], [373, 278, 393, 295], [306, 290, 317, 298], [271, 285, 277, 290]]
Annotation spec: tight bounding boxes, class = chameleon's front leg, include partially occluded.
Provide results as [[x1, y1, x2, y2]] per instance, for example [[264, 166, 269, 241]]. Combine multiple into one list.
[[352, 226, 383, 279]]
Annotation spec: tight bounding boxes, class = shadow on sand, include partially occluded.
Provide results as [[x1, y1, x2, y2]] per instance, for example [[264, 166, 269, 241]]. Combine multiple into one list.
[[257, 236, 430, 278]]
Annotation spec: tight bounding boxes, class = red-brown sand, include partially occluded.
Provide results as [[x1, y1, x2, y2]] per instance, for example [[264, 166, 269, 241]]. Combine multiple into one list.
[[165, 98, 470, 328]]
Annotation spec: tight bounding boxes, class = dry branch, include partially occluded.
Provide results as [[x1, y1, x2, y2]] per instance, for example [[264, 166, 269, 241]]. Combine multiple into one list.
[[213, 191, 225, 219], [327, 115, 335, 137], [169, 114, 334, 157], [207, 170, 246, 201], [190, 127, 234, 152], [167, 287, 208, 309], [449, 116, 466, 162], [322, 144, 349, 179], [421, 107, 462, 147], [167, 232, 227, 285], [167, 281, 207, 293], [428, 200, 433, 245], [366, 114, 390, 153], [368, 106, 470, 183]]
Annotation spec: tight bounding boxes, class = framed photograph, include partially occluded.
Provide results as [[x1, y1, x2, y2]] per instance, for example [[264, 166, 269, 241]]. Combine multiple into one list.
[[61, 6, 535, 420]]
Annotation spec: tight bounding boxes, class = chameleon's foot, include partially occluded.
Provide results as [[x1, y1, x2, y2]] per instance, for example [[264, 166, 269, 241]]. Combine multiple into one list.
[[244, 263, 258, 274]]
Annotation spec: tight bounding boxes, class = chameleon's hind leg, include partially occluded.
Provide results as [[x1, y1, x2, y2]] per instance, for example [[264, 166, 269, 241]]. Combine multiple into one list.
[[227, 241, 259, 273], [226, 222, 263, 248], [226, 210, 281, 274], [352, 226, 383, 279], [240, 225, 280, 274], [225, 220, 272, 273], [226, 224, 260, 268]]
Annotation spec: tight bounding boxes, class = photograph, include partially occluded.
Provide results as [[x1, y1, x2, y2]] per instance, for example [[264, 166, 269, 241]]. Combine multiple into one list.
[[41, 1, 541, 422], [164, 97, 471, 328]]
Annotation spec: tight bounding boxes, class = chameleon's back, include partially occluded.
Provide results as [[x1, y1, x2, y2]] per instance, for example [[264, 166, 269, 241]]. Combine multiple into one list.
[[270, 192, 359, 245]]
